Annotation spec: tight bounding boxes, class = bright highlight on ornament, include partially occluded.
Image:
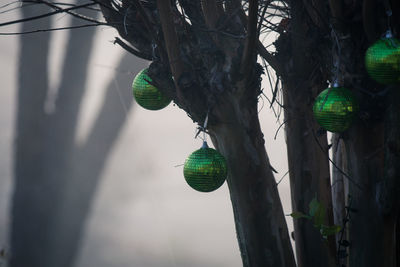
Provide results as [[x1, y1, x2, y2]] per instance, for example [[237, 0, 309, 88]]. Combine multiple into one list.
[[132, 68, 171, 110], [313, 87, 358, 133], [183, 142, 227, 193], [365, 35, 400, 85]]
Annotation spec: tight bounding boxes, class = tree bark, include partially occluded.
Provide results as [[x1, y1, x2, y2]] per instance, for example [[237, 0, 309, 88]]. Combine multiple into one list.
[[331, 134, 346, 244], [280, 1, 336, 266], [210, 94, 296, 267], [344, 121, 386, 267], [283, 82, 336, 267]]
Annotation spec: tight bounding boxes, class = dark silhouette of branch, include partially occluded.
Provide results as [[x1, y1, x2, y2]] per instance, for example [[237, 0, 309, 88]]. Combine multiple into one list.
[[0, 23, 103, 35], [0, 2, 96, 27], [113, 37, 152, 60], [156, 0, 184, 84], [28, 0, 104, 24]]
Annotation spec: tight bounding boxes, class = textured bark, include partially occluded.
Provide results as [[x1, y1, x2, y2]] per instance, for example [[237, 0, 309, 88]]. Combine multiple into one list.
[[283, 82, 336, 267], [344, 122, 386, 267], [278, 1, 336, 266], [210, 94, 296, 267], [331, 134, 346, 244]]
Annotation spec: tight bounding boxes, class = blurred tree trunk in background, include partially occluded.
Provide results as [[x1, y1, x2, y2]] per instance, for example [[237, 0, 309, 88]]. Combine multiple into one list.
[[11, 2, 145, 267]]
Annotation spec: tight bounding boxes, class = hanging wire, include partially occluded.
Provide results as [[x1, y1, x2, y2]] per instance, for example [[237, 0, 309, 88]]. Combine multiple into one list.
[[331, 25, 341, 87], [194, 109, 210, 145], [382, 0, 393, 36], [319, 25, 342, 112], [203, 111, 209, 144]]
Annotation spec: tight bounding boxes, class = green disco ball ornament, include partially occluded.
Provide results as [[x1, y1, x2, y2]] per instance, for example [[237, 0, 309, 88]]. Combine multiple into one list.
[[313, 86, 358, 133], [365, 32, 400, 85], [183, 142, 227, 193], [132, 68, 171, 110]]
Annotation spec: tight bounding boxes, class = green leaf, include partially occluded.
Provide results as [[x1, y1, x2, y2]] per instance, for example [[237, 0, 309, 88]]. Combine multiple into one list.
[[289, 211, 312, 219], [308, 197, 320, 217], [313, 203, 326, 227], [320, 225, 342, 238]]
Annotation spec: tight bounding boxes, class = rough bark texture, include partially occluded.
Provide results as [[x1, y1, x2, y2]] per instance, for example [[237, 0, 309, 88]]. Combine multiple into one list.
[[283, 82, 336, 267], [278, 1, 336, 266], [210, 94, 296, 267], [331, 134, 346, 244], [344, 122, 385, 267]]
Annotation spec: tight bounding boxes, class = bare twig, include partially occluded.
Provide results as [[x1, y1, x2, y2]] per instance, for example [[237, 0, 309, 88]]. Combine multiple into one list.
[[0, 23, 102, 35], [113, 37, 152, 60], [0, 2, 97, 28]]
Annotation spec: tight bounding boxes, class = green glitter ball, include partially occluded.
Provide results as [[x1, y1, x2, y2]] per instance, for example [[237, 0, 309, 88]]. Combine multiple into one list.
[[183, 142, 227, 193], [313, 87, 358, 133], [365, 37, 400, 85], [132, 68, 171, 110]]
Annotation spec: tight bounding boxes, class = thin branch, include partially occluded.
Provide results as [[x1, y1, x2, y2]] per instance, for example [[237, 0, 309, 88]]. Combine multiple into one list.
[[113, 37, 152, 60], [31, 0, 104, 24], [240, 0, 258, 78], [0, 2, 97, 28], [257, 41, 281, 74], [0, 23, 103, 35]]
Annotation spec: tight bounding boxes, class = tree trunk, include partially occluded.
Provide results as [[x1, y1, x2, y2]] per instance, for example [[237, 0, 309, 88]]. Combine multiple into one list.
[[344, 121, 387, 267], [278, 1, 336, 265], [331, 135, 347, 245], [283, 82, 336, 267], [210, 95, 296, 267]]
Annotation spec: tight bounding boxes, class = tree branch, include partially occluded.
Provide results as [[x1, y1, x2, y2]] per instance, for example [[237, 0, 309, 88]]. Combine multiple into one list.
[[0, 2, 96, 27], [240, 0, 258, 79], [156, 0, 184, 80], [257, 41, 282, 75], [113, 37, 152, 60]]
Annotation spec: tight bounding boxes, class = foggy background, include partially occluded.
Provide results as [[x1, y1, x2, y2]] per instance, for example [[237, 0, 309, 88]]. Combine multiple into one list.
[[0, 4, 292, 267]]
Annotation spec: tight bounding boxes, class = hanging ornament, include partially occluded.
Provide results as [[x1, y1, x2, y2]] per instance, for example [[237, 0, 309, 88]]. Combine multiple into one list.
[[365, 31, 400, 85], [132, 68, 171, 110], [313, 86, 359, 133], [183, 141, 227, 192]]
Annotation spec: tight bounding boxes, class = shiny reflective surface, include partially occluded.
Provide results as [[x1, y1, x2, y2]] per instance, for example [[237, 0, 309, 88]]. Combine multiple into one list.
[[313, 87, 358, 133], [184, 146, 227, 193], [365, 37, 400, 85], [132, 68, 171, 110]]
